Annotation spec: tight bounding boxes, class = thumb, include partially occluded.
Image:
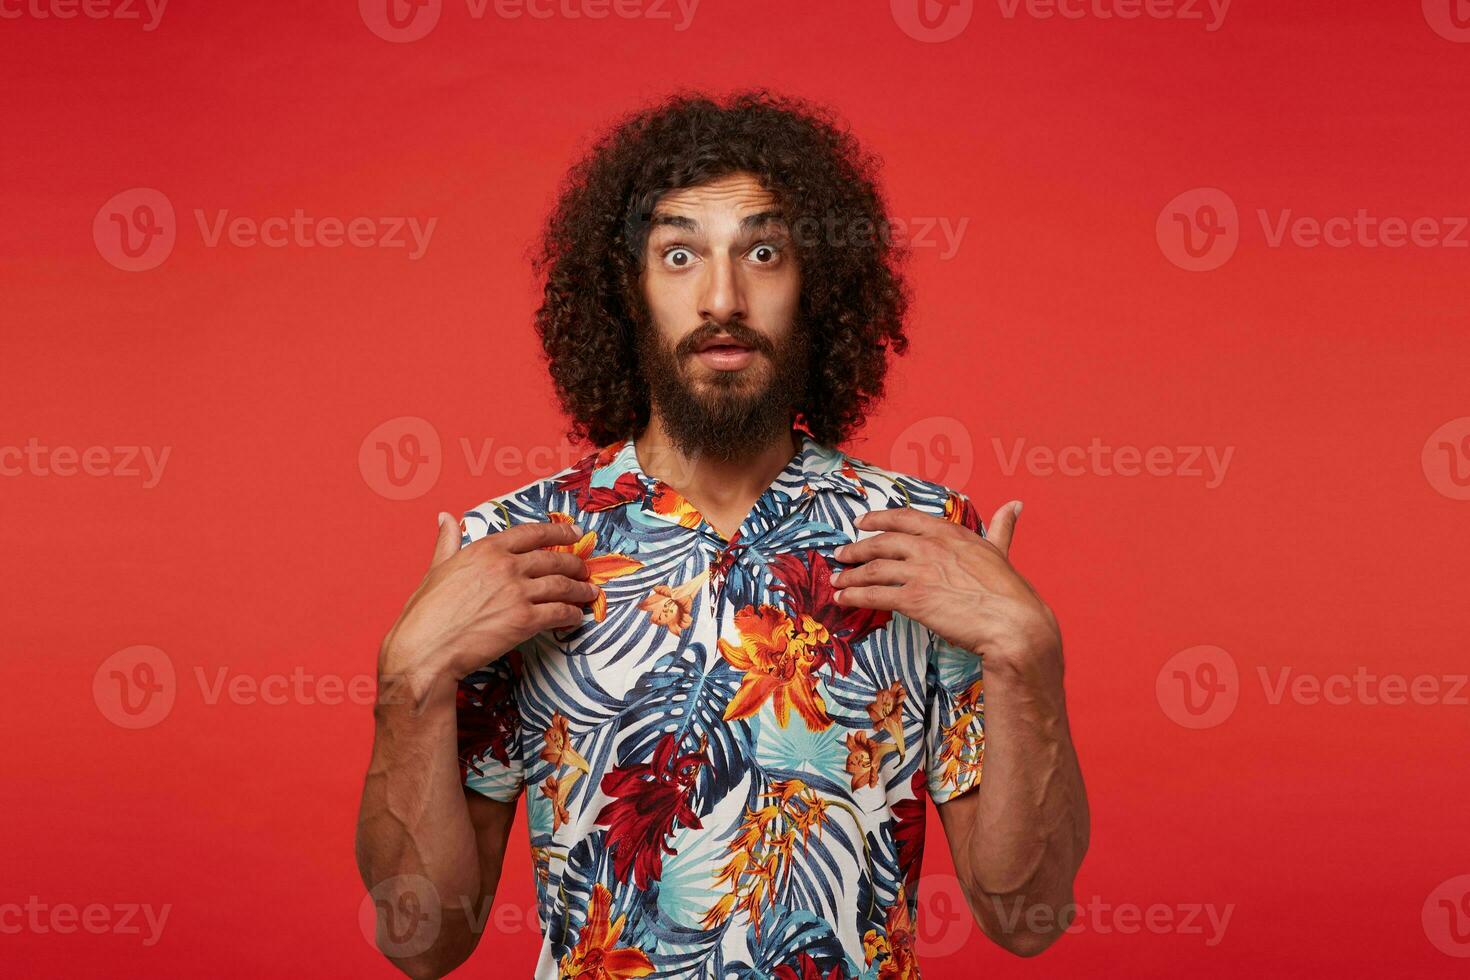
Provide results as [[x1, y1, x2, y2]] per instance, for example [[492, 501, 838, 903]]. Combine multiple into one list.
[[984, 500, 1022, 557], [430, 512, 462, 567]]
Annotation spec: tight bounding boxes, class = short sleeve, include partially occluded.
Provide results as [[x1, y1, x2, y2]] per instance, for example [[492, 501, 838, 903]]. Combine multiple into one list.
[[922, 630, 986, 805], [921, 489, 987, 803], [457, 657, 525, 801], [455, 503, 525, 802]]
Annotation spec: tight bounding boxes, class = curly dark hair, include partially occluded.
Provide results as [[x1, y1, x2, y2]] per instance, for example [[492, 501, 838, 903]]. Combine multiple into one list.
[[530, 89, 912, 450]]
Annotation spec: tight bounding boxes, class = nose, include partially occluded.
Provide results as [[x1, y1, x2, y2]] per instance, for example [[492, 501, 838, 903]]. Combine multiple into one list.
[[697, 252, 746, 326]]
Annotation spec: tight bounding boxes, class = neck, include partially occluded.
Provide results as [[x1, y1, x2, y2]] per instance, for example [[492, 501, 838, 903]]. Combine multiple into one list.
[[633, 412, 801, 509]]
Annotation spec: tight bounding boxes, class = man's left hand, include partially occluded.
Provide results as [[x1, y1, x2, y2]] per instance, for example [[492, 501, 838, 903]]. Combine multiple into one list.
[[830, 501, 1061, 672]]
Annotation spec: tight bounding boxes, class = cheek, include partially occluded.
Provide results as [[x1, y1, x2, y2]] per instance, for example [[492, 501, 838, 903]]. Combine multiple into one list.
[[751, 271, 801, 326], [642, 270, 698, 327]]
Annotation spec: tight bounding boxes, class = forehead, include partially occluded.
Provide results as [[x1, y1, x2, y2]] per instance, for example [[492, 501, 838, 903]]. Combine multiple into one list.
[[650, 172, 780, 220]]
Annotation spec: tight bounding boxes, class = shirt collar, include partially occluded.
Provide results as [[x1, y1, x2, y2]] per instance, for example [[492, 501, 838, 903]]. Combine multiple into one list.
[[590, 428, 867, 526]]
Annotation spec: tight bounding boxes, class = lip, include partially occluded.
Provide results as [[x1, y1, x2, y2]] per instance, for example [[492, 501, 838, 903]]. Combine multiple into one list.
[[693, 333, 753, 353], [692, 345, 756, 371]]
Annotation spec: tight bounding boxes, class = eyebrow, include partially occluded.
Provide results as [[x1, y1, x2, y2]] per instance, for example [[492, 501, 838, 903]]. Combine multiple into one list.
[[647, 210, 787, 234]]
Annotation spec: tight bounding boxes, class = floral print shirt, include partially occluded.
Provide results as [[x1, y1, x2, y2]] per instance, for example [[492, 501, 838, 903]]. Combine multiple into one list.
[[456, 428, 987, 979]]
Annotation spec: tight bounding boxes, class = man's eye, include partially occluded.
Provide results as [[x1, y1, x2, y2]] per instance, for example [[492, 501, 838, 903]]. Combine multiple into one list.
[[663, 247, 696, 268], [747, 243, 781, 264]]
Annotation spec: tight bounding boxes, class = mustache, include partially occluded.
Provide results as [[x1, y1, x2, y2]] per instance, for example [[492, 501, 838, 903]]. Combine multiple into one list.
[[675, 321, 774, 357]]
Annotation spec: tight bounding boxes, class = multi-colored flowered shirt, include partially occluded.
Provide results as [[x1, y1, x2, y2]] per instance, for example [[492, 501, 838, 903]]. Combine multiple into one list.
[[456, 427, 988, 979]]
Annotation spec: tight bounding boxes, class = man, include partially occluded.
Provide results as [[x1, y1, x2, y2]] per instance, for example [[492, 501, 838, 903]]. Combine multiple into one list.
[[356, 90, 1088, 979]]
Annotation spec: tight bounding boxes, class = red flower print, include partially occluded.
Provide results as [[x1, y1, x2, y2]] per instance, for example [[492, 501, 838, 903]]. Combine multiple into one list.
[[768, 550, 892, 676], [773, 952, 845, 980], [594, 732, 708, 888], [553, 443, 641, 513], [890, 768, 927, 886], [456, 652, 521, 781]]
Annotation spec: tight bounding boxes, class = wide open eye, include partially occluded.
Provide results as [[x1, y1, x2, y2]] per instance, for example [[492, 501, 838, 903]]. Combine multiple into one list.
[[663, 246, 696, 269], [746, 242, 781, 264]]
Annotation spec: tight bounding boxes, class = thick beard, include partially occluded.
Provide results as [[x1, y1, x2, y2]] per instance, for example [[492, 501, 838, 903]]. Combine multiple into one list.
[[633, 310, 810, 464]]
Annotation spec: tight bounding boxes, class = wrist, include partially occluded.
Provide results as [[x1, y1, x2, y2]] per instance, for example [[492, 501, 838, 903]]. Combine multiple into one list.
[[975, 630, 1063, 685], [377, 642, 461, 718]]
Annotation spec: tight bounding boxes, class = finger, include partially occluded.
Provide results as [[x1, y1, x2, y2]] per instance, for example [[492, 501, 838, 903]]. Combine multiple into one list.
[[526, 575, 600, 605], [517, 549, 591, 580], [834, 532, 922, 565], [431, 512, 462, 568], [529, 602, 587, 631], [985, 500, 1022, 557], [854, 507, 948, 536], [493, 520, 586, 554], [832, 584, 907, 612], [830, 558, 912, 590]]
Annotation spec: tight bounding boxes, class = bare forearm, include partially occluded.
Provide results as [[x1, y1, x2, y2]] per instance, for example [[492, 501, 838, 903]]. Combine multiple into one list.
[[955, 647, 1089, 952], [355, 677, 491, 977]]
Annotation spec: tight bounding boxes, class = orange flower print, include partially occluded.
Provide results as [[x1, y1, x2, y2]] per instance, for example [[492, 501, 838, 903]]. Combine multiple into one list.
[[942, 490, 983, 536], [704, 779, 833, 942], [844, 731, 896, 790], [531, 844, 552, 885], [636, 570, 708, 636], [936, 714, 984, 794], [545, 512, 643, 622], [558, 882, 654, 980], [649, 483, 703, 528], [866, 681, 906, 758], [863, 884, 919, 980], [541, 712, 591, 773], [719, 604, 831, 731], [935, 677, 985, 793], [541, 769, 582, 833]]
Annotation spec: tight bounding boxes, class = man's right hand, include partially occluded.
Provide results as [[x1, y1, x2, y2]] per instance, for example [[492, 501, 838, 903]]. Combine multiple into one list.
[[378, 512, 596, 708]]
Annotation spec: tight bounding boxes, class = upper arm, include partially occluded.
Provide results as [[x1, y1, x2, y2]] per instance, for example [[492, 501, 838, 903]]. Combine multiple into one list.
[[466, 792, 518, 903]]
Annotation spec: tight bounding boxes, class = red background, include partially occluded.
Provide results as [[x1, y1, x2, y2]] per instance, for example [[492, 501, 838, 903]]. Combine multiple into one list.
[[4, 0, 1469, 976]]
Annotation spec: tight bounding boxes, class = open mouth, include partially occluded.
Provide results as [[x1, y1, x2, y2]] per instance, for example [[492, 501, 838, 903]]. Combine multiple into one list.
[[691, 336, 758, 371]]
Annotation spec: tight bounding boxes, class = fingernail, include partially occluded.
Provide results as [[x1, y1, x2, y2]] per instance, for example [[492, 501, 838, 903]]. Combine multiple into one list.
[[1013, 501, 1023, 517], [829, 570, 842, 585], [437, 512, 452, 528]]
